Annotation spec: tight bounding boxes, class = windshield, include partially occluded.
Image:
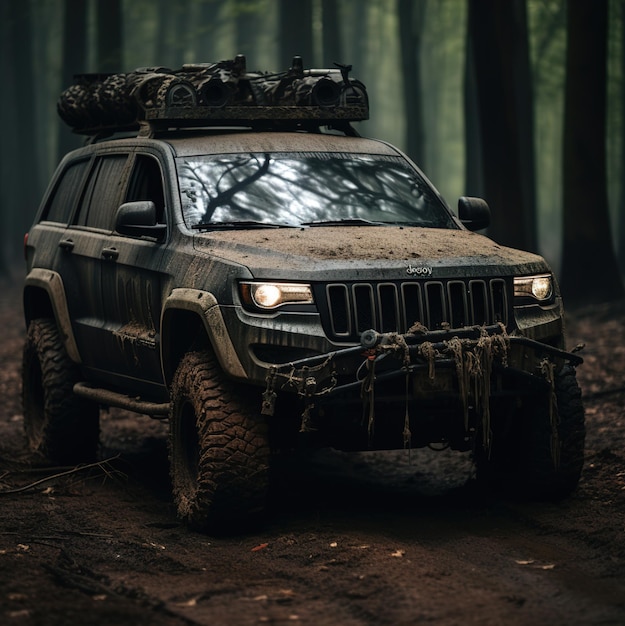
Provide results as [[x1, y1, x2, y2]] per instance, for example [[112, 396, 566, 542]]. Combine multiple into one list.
[[176, 152, 456, 229]]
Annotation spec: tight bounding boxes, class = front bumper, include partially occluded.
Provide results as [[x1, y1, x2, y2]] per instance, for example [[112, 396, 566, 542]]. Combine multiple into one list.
[[261, 324, 583, 448]]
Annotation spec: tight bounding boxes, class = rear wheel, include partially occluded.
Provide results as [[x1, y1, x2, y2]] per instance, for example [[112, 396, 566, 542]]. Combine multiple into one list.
[[476, 364, 585, 499], [169, 351, 270, 533], [22, 319, 100, 464]]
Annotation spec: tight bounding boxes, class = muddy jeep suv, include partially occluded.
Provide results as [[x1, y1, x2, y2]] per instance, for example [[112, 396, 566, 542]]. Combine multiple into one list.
[[23, 58, 584, 532]]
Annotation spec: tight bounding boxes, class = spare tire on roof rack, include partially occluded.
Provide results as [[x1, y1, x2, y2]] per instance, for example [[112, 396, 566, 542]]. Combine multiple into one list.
[[57, 55, 369, 137]]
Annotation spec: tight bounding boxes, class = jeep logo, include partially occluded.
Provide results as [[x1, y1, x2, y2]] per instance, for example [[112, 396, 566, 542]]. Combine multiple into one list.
[[406, 264, 432, 277]]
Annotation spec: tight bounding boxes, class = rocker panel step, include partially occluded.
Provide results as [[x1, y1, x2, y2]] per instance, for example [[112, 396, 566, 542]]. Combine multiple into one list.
[[73, 382, 170, 417]]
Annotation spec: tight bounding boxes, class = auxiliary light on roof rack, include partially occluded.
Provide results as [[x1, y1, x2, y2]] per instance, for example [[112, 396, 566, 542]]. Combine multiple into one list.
[[57, 55, 369, 137]]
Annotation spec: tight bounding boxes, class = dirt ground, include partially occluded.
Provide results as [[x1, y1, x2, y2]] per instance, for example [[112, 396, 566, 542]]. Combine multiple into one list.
[[1, 273, 624, 626]]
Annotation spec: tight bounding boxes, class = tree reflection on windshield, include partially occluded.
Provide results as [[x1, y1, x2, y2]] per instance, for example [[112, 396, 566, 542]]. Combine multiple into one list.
[[177, 152, 455, 229]]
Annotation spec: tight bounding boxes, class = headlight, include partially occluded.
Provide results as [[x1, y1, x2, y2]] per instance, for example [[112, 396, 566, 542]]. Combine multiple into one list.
[[240, 282, 314, 310], [513, 274, 554, 302]]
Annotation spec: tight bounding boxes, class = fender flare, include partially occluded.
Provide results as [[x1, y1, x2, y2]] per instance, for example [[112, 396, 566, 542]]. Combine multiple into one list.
[[23, 268, 81, 363], [161, 288, 247, 385]]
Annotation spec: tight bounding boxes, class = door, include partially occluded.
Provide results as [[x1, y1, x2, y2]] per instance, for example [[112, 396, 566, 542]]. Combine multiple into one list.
[[57, 153, 131, 377], [98, 152, 171, 393]]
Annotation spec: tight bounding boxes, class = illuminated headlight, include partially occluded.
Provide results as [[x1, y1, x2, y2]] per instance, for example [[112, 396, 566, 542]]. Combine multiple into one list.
[[240, 282, 314, 310], [513, 274, 554, 302]]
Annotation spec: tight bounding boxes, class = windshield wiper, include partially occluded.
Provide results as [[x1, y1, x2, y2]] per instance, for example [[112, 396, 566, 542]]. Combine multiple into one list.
[[192, 220, 297, 231], [302, 218, 387, 227]]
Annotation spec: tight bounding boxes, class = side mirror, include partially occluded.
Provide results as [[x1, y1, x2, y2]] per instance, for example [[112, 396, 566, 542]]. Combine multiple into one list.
[[458, 196, 490, 231], [115, 201, 167, 239]]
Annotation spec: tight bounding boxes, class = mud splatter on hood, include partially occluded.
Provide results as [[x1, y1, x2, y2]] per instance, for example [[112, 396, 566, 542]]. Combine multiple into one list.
[[193, 226, 550, 279]]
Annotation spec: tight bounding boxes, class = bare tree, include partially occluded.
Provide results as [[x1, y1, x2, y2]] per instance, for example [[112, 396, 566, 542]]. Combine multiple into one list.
[[619, 0, 625, 276], [397, 0, 427, 167], [278, 0, 313, 68], [467, 0, 537, 252], [463, 14, 482, 198], [560, 0, 624, 304], [155, 0, 189, 67], [58, 0, 88, 161], [321, 0, 342, 65], [96, 0, 123, 72], [235, 0, 258, 58], [7, 0, 39, 252]]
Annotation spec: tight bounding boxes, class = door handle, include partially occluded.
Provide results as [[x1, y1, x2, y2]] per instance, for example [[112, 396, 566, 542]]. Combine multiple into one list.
[[59, 239, 74, 252], [101, 247, 119, 260]]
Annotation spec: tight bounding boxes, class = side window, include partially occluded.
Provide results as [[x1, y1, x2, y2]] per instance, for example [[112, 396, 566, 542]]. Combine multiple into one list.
[[75, 154, 129, 230], [125, 154, 166, 223], [42, 159, 90, 224]]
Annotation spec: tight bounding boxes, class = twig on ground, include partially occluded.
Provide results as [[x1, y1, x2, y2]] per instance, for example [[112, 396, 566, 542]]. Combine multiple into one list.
[[0, 455, 123, 495]]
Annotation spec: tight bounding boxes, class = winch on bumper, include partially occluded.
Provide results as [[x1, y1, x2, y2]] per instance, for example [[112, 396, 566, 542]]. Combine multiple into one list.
[[261, 323, 584, 452]]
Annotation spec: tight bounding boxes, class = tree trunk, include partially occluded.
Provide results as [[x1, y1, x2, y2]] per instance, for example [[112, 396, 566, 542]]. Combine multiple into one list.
[[397, 0, 427, 167], [278, 0, 313, 68], [155, 0, 189, 68], [463, 21, 483, 198], [96, 0, 123, 73], [58, 0, 87, 161], [619, 0, 625, 276], [468, 0, 537, 252], [0, 0, 14, 274], [321, 0, 342, 65], [7, 0, 39, 255], [560, 0, 624, 304], [235, 0, 257, 59]]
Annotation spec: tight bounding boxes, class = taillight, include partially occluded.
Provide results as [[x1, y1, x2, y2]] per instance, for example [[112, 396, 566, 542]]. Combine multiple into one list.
[[23, 232, 29, 261]]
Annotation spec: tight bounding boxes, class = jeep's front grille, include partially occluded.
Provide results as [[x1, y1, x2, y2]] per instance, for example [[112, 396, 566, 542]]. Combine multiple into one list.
[[318, 279, 509, 341]]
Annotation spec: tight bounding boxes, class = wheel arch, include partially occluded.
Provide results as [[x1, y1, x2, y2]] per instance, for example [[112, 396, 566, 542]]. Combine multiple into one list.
[[23, 269, 81, 363], [161, 288, 247, 387]]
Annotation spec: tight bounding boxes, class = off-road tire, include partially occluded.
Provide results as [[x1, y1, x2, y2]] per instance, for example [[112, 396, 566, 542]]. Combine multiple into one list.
[[22, 319, 100, 464], [169, 350, 270, 533], [156, 76, 197, 108], [476, 364, 585, 499]]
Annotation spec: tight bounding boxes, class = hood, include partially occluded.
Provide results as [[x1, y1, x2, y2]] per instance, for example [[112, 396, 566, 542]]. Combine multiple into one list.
[[193, 226, 549, 280]]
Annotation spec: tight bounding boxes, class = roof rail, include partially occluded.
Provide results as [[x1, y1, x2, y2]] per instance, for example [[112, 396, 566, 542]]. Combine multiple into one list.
[[58, 55, 369, 138]]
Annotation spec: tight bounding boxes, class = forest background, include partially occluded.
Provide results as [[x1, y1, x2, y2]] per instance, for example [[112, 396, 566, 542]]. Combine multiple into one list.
[[1, 0, 624, 305]]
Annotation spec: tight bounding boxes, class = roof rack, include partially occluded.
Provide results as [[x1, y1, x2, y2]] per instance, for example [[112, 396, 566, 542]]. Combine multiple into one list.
[[57, 55, 369, 138]]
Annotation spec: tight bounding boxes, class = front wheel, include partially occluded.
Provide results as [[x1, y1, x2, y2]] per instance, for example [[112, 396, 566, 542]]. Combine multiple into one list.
[[22, 319, 100, 464], [476, 364, 585, 499], [169, 351, 270, 533]]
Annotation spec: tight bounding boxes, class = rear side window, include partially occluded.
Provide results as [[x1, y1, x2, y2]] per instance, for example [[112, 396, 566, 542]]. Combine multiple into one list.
[[75, 154, 129, 230], [43, 159, 90, 224]]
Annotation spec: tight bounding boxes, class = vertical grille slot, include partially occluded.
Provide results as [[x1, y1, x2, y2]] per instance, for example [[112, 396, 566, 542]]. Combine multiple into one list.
[[448, 281, 468, 328], [378, 283, 399, 332], [353, 283, 375, 334], [425, 282, 446, 329], [327, 284, 351, 336], [490, 279, 508, 325], [469, 280, 488, 325], [402, 282, 423, 330]]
